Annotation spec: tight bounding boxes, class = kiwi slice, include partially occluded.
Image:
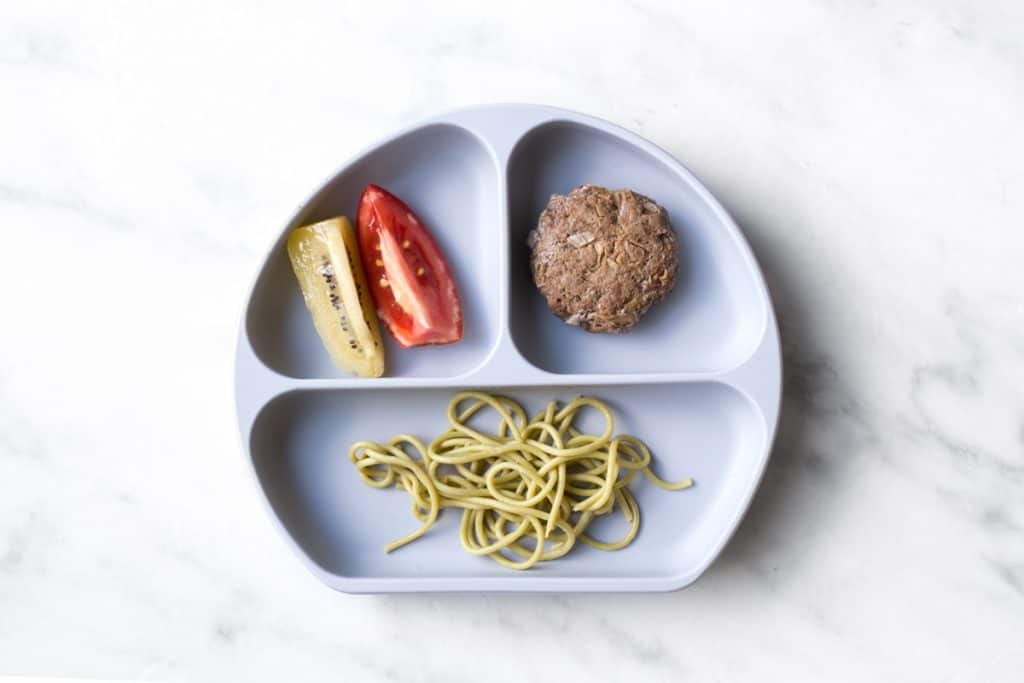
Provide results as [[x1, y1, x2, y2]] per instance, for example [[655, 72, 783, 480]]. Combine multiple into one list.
[[287, 217, 385, 378]]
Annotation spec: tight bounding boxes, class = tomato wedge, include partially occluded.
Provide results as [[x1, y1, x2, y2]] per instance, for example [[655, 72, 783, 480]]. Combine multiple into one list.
[[356, 184, 463, 347]]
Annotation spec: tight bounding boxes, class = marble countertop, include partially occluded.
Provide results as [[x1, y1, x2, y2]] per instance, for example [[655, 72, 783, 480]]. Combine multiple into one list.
[[2, 1, 1023, 680]]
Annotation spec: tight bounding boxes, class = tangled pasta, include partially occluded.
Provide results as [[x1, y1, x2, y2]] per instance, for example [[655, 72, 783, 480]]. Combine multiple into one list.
[[349, 391, 693, 570]]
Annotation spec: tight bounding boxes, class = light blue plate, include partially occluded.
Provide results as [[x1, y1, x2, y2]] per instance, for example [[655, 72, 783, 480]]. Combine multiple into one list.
[[235, 104, 781, 592]]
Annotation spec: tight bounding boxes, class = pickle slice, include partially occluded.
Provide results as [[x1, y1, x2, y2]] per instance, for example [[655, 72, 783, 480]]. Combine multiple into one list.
[[287, 217, 385, 378]]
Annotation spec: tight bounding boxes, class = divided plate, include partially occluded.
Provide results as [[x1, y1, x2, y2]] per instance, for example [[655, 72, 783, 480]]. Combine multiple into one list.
[[235, 104, 781, 593]]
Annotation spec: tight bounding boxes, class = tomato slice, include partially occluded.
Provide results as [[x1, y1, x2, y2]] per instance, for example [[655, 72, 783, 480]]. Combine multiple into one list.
[[356, 184, 463, 347]]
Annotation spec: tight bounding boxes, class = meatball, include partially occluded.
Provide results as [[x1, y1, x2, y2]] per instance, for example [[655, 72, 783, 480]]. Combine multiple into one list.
[[529, 184, 678, 333]]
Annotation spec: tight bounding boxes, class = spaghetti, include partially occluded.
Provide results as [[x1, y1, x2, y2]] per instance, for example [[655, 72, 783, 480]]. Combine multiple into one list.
[[349, 391, 693, 570]]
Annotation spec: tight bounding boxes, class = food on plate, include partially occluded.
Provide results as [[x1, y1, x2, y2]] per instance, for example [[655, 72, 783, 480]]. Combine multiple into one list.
[[287, 216, 385, 378], [356, 184, 463, 347], [349, 391, 693, 570], [528, 184, 678, 333]]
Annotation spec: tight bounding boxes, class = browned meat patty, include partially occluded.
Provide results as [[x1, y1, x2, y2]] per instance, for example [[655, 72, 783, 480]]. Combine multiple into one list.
[[529, 184, 678, 333]]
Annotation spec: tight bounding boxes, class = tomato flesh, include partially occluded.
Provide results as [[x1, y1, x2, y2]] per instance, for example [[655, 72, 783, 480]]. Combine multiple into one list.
[[356, 184, 463, 347]]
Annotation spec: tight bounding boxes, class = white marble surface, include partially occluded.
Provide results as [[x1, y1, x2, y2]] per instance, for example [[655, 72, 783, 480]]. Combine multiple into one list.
[[2, 0, 1023, 680]]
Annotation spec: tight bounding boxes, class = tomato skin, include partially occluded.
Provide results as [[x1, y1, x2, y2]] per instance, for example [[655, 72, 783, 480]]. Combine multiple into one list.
[[356, 184, 463, 348]]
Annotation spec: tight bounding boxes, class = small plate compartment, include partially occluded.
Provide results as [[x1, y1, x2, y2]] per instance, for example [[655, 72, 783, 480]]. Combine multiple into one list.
[[245, 123, 503, 379], [507, 120, 767, 375]]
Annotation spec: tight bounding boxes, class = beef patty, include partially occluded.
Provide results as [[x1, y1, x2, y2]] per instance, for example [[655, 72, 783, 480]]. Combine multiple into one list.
[[529, 184, 678, 333]]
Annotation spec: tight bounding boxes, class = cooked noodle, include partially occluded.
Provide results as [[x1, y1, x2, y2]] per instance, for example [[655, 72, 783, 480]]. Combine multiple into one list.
[[349, 391, 693, 570]]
